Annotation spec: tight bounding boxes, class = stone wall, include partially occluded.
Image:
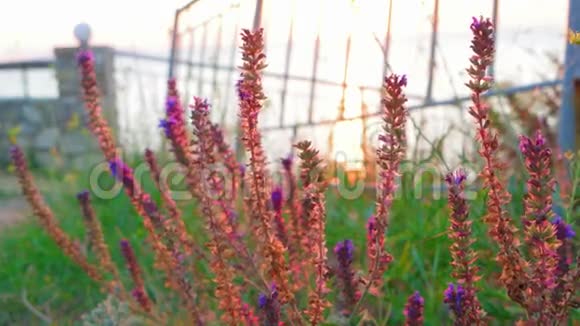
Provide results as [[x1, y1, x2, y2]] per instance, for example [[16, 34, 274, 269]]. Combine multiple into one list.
[[0, 98, 101, 170], [0, 46, 117, 171]]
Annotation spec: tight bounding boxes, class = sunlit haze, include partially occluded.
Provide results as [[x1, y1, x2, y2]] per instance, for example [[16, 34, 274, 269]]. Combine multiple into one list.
[[0, 0, 571, 167], [0, 0, 567, 60]]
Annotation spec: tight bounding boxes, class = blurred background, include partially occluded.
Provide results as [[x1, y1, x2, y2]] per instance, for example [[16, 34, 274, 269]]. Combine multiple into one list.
[[0, 0, 572, 171]]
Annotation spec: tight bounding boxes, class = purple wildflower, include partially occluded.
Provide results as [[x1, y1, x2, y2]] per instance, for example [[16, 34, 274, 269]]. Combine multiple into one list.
[[108, 161, 118, 178], [109, 159, 127, 178], [519, 130, 547, 154], [258, 293, 267, 308], [470, 16, 489, 32], [366, 215, 391, 272], [120, 239, 130, 251], [9, 145, 18, 158], [470, 17, 481, 29], [367, 215, 376, 233], [235, 79, 242, 97], [130, 288, 151, 312], [404, 291, 425, 325], [158, 118, 172, 137], [142, 195, 159, 219], [227, 210, 238, 224], [281, 154, 293, 171], [258, 284, 280, 326], [334, 240, 354, 261], [399, 74, 408, 87], [165, 96, 178, 114], [76, 49, 94, 65], [447, 169, 467, 186], [108, 160, 126, 180], [271, 186, 288, 246], [552, 215, 576, 240], [109, 159, 136, 196], [334, 240, 359, 315], [271, 186, 283, 213], [444, 283, 465, 318], [192, 98, 211, 112], [552, 215, 576, 277], [120, 238, 149, 312], [162, 92, 190, 166], [236, 78, 251, 101], [163, 97, 180, 133], [76, 189, 90, 201], [131, 287, 145, 300]]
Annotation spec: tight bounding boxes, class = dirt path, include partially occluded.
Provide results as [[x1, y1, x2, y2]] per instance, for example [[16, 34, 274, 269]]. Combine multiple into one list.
[[0, 174, 30, 229], [0, 198, 29, 228]]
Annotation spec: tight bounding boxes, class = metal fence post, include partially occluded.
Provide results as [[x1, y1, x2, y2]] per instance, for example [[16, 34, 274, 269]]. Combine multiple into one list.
[[197, 23, 209, 95], [382, 0, 393, 78], [425, 0, 439, 103], [307, 28, 321, 124], [220, 15, 240, 125], [21, 67, 29, 99], [168, 9, 181, 81], [211, 16, 224, 102], [183, 28, 196, 107], [167, 0, 203, 82], [279, 6, 295, 127], [489, 0, 499, 79], [559, 0, 580, 152], [253, 0, 264, 30]]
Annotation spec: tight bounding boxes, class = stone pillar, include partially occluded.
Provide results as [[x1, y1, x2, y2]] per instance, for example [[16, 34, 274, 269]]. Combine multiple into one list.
[[51, 46, 118, 170], [54, 46, 118, 133]]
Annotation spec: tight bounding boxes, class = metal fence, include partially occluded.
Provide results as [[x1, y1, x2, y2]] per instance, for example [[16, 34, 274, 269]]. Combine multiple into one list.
[[0, 0, 570, 169], [159, 0, 565, 169]]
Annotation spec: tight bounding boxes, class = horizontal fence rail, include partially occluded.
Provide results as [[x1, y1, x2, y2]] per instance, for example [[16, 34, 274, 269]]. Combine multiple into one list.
[[115, 50, 425, 101], [260, 79, 563, 131], [0, 59, 56, 98], [0, 60, 52, 70]]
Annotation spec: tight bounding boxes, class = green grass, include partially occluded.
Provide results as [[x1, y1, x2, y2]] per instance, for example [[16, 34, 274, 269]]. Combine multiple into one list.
[[0, 171, 165, 324], [0, 165, 577, 325]]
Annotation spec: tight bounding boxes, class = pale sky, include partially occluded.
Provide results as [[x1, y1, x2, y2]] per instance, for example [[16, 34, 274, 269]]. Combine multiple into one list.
[[0, 0, 183, 60], [0, 0, 568, 61]]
